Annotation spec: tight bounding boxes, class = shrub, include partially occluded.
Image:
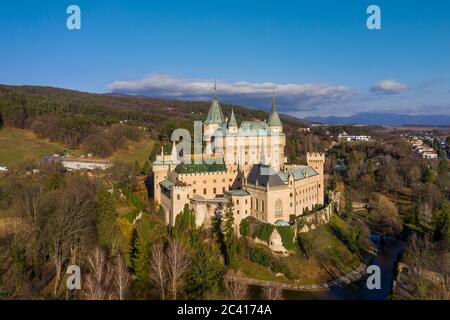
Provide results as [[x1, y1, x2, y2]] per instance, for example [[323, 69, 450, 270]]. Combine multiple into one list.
[[249, 247, 272, 268], [249, 246, 295, 279], [258, 223, 274, 243], [239, 219, 250, 237]]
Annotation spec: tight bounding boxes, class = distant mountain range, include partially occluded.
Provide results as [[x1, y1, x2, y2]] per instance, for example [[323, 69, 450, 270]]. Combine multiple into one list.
[[305, 112, 450, 126]]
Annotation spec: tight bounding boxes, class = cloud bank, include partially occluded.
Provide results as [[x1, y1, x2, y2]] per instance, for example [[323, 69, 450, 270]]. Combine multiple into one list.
[[107, 73, 354, 112], [370, 80, 408, 94]]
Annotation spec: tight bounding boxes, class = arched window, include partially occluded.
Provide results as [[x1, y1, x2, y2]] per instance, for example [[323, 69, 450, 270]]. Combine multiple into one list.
[[275, 199, 282, 217]]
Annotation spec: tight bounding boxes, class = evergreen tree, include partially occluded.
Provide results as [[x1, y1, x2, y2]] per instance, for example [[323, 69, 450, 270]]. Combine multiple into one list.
[[222, 201, 237, 267], [131, 221, 152, 289], [0, 111, 4, 128], [128, 228, 138, 274], [96, 185, 118, 254], [432, 202, 450, 242], [141, 160, 151, 175], [405, 200, 422, 226], [186, 242, 225, 299], [342, 196, 353, 220]]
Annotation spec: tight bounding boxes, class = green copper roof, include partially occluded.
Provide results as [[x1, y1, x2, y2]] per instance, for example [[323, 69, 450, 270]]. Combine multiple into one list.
[[174, 162, 227, 174], [228, 109, 238, 127], [267, 92, 282, 127], [205, 96, 224, 124]]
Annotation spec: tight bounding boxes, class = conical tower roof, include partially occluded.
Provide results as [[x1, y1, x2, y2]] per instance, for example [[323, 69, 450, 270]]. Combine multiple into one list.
[[267, 89, 282, 127], [205, 81, 224, 124], [228, 109, 238, 127]]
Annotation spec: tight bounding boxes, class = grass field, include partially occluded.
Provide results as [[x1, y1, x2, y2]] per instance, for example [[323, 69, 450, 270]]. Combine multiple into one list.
[[109, 138, 157, 165], [0, 127, 68, 168], [0, 127, 157, 170]]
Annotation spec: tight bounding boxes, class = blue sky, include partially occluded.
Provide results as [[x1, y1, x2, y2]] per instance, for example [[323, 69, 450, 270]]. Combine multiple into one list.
[[0, 0, 449, 117]]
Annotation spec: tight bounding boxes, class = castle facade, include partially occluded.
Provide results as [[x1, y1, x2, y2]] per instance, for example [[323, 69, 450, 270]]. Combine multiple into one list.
[[153, 91, 325, 230]]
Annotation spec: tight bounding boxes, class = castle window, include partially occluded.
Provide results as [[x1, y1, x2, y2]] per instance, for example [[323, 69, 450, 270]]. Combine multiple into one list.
[[290, 193, 293, 198], [177, 195, 180, 200], [213, 180, 216, 183], [203, 188, 207, 195], [261, 200, 264, 212], [290, 202, 293, 207], [222, 187, 225, 193], [213, 187, 216, 193], [193, 189, 196, 194], [275, 199, 282, 217], [237, 199, 239, 205], [237, 210, 240, 215], [256, 199, 259, 211]]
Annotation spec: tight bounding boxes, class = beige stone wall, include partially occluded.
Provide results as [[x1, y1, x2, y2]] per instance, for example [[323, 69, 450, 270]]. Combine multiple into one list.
[[177, 171, 238, 199], [298, 201, 336, 233], [226, 194, 251, 231]]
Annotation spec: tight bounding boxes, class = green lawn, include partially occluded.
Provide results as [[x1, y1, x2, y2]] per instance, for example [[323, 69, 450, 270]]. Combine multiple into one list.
[[0, 127, 68, 168]]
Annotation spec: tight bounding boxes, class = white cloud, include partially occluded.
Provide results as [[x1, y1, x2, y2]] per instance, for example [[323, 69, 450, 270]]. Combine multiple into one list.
[[107, 73, 354, 112], [371, 80, 408, 94]]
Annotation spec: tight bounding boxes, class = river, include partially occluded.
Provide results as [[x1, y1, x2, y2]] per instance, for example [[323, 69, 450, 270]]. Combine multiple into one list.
[[250, 234, 405, 300]]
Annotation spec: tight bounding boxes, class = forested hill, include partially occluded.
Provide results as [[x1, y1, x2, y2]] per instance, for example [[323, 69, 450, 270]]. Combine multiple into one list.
[[0, 84, 321, 162], [0, 84, 308, 139]]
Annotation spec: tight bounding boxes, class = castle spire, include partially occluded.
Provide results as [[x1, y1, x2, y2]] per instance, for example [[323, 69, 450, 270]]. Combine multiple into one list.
[[205, 80, 224, 124], [267, 86, 282, 127], [228, 108, 238, 127]]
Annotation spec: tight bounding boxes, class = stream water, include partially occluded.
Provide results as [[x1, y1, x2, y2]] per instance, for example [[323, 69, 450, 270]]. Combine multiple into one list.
[[250, 234, 405, 300]]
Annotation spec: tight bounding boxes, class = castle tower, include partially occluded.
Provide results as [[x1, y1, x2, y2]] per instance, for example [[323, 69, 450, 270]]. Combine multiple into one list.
[[267, 89, 285, 170], [204, 81, 225, 154], [307, 152, 325, 204], [227, 109, 238, 133], [267, 89, 282, 134]]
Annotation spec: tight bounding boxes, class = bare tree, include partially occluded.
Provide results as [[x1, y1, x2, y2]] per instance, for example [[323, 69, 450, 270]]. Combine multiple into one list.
[[114, 254, 130, 300], [223, 270, 248, 300], [19, 186, 45, 270], [166, 239, 190, 300], [46, 182, 95, 296], [83, 248, 114, 300], [150, 243, 168, 300], [262, 284, 284, 300]]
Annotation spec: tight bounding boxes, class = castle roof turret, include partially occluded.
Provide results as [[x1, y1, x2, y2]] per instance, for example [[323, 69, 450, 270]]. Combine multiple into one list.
[[205, 81, 224, 124], [228, 109, 238, 127], [267, 89, 282, 127]]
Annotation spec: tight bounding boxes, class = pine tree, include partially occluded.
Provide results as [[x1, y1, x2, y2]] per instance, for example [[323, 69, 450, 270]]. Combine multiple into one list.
[[96, 185, 118, 254], [141, 160, 151, 175], [223, 201, 237, 267], [0, 111, 4, 129], [432, 202, 450, 242], [131, 222, 152, 289], [342, 196, 353, 220], [186, 242, 225, 299]]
